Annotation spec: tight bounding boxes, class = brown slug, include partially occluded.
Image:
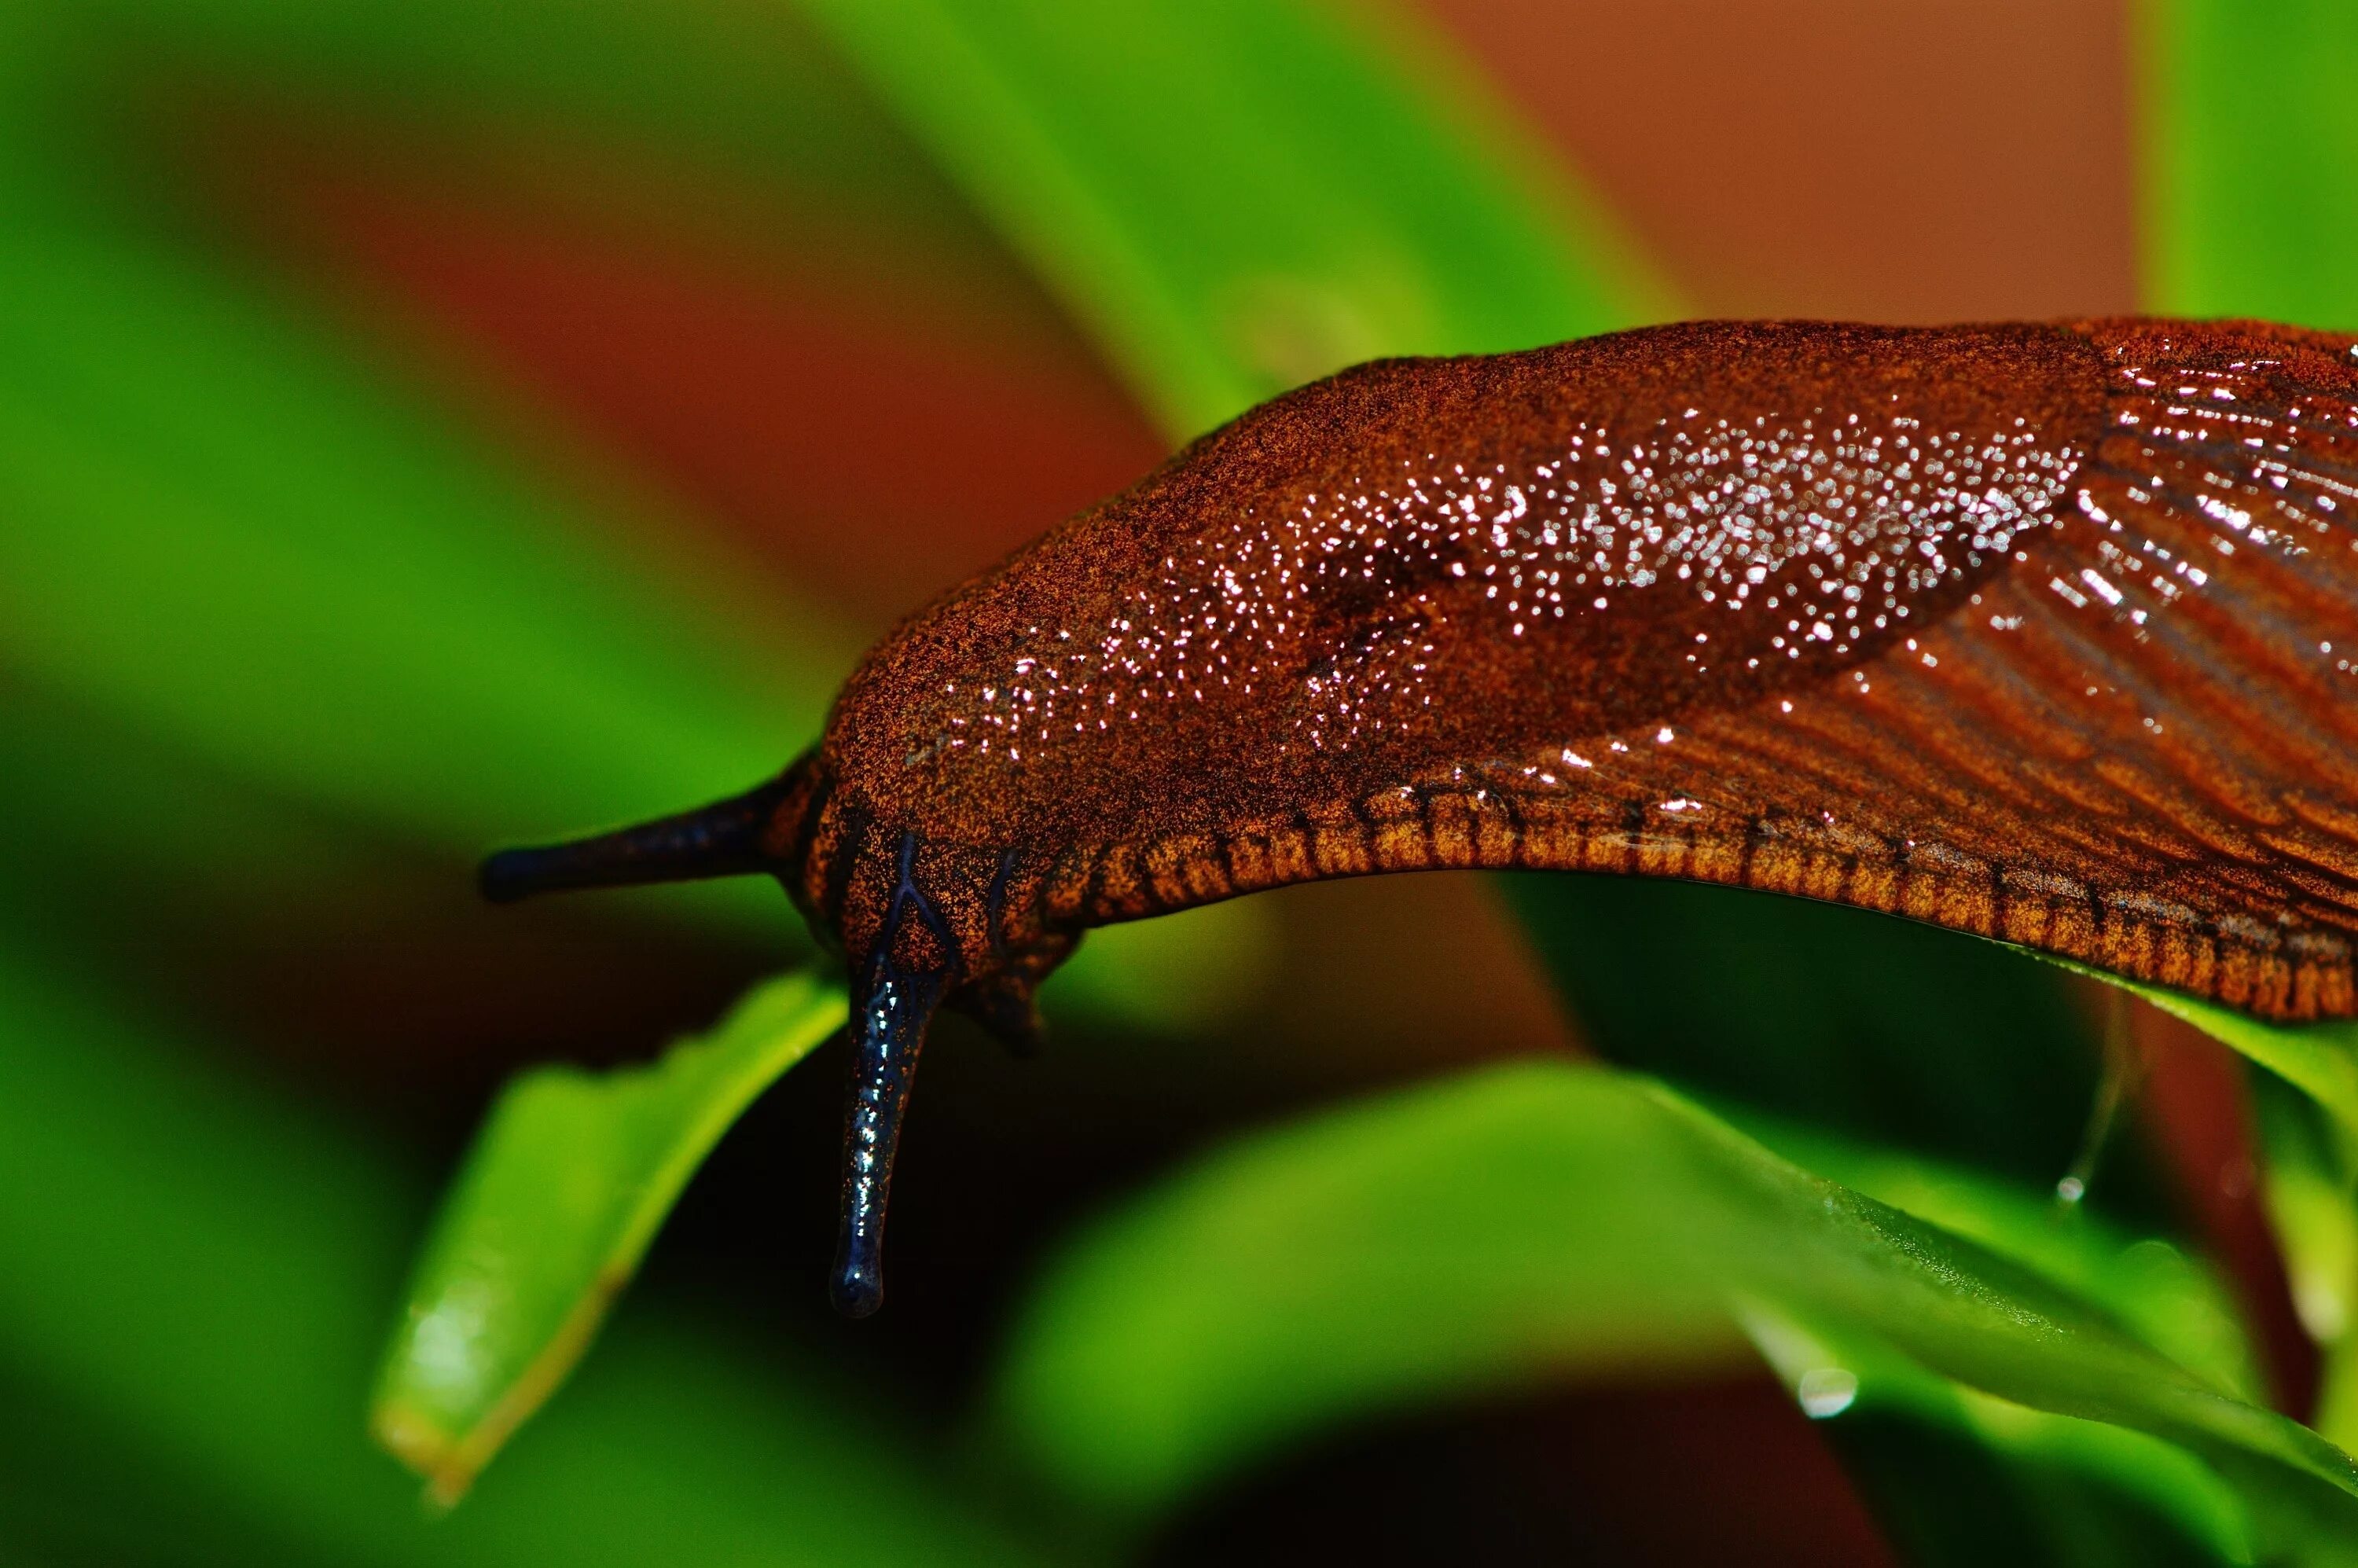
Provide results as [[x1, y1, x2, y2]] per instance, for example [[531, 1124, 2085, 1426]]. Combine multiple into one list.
[[483, 318, 2358, 1315]]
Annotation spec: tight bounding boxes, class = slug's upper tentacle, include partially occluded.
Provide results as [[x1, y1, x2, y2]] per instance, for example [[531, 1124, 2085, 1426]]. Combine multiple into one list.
[[478, 774, 799, 904]]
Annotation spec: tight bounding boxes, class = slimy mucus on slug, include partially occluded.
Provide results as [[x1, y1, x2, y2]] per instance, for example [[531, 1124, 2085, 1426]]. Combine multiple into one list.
[[481, 317, 2358, 1315]]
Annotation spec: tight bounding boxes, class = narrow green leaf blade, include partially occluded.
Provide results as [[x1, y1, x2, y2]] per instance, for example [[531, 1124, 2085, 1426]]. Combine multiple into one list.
[[2042, 956, 2358, 1143], [993, 1061, 2356, 1545], [2138, 0, 2358, 329], [1740, 1305, 2252, 1566], [373, 970, 847, 1503], [792, 0, 1666, 437], [0, 212, 842, 869], [2138, 986, 2358, 1143], [1741, 1111, 2262, 1403], [995, 1061, 1753, 1511]]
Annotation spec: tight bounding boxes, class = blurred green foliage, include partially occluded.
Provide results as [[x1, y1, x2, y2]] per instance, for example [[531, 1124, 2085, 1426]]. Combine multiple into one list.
[[2138, 0, 2358, 330], [0, 214, 832, 858], [2139, 0, 2358, 1537], [2252, 1073, 2358, 1452], [793, 0, 1666, 437], [992, 1064, 2305, 1525]]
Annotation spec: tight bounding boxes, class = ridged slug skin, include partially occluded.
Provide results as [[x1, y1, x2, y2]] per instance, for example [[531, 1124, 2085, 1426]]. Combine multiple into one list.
[[796, 316, 2358, 1017], [487, 318, 2358, 1311]]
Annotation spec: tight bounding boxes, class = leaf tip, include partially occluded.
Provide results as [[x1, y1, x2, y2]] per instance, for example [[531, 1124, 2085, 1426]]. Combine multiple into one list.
[[369, 1397, 479, 1507]]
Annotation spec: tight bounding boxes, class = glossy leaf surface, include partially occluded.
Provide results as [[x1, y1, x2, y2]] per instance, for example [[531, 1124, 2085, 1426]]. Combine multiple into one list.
[[994, 1062, 2352, 1546], [1743, 1307, 2250, 1567], [373, 971, 847, 1503]]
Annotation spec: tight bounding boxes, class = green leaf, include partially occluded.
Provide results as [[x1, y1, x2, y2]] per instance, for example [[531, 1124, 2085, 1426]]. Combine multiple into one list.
[[1739, 1111, 2261, 1402], [2137, 0, 2358, 329], [2132, 981, 2358, 1144], [790, 0, 1667, 438], [994, 1061, 1750, 1512], [1510, 879, 2145, 1210], [2248, 1071, 2358, 1456], [0, 940, 1035, 1567], [1742, 1307, 2252, 1566], [0, 206, 843, 875], [992, 1060, 2357, 1548], [373, 969, 847, 1503], [2038, 957, 2358, 1149]]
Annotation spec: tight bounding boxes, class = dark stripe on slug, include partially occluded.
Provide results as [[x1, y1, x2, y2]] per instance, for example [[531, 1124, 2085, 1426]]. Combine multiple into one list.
[[1493, 790, 1529, 868], [1076, 843, 1114, 919], [1736, 813, 1768, 888], [821, 802, 871, 929], [985, 848, 1019, 956], [1041, 845, 1096, 923], [784, 777, 829, 898], [1214, 831, 1244, 890], [1619, 799, 1647, 876], [891, 831, 962, 977]]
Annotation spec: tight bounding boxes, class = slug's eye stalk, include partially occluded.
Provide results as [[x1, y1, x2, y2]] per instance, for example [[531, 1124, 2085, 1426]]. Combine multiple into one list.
[[829, 830, 962, 1318], [477, 775, 795, 905], [830, 948, 946, 1317]]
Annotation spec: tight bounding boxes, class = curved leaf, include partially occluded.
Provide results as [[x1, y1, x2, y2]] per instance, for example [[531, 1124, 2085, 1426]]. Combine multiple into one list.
[[1740, 1305, 2252, 1566], [0, 945, 1032, 1566], [992, 1061, 2356, 1548], [373, 970, 847, 1503], [2039, 957, 2358, 1147]]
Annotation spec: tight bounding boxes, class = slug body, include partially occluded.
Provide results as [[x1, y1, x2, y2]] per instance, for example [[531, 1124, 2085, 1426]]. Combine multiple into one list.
[[485, 318, 2358, 1313]]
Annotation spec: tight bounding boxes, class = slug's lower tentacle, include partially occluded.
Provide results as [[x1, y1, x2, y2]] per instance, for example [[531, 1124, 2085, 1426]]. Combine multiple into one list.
[[832, 949, 946, 1316], [831, 833, 960, 1318]]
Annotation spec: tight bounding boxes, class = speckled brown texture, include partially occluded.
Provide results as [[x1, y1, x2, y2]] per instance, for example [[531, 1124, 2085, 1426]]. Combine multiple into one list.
[[489, 316, 2358, 1311], [773, 318, 2358, 1029]]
